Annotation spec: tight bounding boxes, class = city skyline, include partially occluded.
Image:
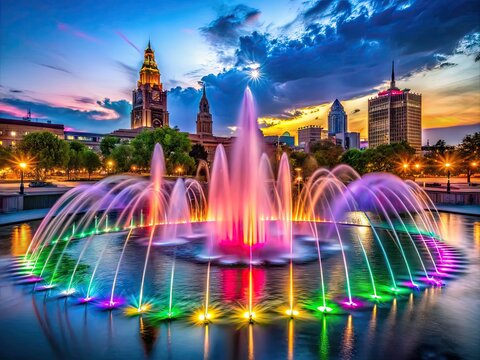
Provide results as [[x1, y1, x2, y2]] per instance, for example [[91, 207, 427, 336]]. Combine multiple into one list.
[[1, 0, 479, 145]]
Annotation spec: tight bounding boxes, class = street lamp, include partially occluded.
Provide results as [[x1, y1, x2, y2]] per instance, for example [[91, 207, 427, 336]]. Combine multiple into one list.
[[468, 161, 477, 186], [19, 162, 27, 195], [445, 163, 451, 194], [107, 160, 114, 175]]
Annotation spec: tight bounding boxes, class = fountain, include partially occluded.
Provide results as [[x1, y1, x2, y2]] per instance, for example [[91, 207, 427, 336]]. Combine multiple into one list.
[[13, 87, 458, 322]]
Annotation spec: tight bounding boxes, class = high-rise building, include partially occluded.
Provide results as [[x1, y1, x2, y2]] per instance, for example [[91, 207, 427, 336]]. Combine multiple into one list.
[[328, 99, 347, 136], [131, 41, 169, 129], [336, 132, 361, 150], [196, 85, 213, 136], [298, 125, 328, 152], [368, 61, 422, 151]]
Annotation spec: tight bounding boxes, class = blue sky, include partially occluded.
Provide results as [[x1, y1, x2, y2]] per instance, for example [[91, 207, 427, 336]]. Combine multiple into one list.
[[0, 0, 479, 144]]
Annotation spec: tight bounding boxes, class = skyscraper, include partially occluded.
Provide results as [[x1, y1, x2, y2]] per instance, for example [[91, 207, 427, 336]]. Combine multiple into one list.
[[131, 41, 169, 129], [328, 99, 347, 136], [196, 84, 213, 136], [368, 61, 422, 151]]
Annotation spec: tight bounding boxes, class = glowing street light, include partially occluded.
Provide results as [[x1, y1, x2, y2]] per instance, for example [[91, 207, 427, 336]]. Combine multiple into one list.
[[18, 161, 28, 195], [445, 162, 451, 194], [468, 161, 478, 186]]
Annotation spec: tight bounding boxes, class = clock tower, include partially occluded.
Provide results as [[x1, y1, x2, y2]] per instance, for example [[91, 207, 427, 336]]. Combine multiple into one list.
[[196, 84, 213, 136], [131, 41, 169, 129]]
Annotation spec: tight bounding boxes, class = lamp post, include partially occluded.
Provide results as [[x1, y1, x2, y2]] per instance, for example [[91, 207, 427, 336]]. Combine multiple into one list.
[[445, 163, 451, 194], [107, 160, 113, 175], [19, 162, 27, 195], [468, 162, 477, 186], [402, 163, 409, 178]]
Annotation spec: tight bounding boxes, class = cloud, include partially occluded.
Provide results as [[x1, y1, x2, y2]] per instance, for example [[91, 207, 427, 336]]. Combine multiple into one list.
[[200, 4, 261, 64], [0, 97, 131, 132], [116, 31, 141, 53], [57, 22, 101, 43], [167, 0, 480, 136], [423, 124, 480, 146], [37, 63, 72, 74]]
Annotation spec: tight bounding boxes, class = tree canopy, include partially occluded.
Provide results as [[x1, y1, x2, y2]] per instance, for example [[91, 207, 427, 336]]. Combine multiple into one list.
[[18, 132, 69, 180]]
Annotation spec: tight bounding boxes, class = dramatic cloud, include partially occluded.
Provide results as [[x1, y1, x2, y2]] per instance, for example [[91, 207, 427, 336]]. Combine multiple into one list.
[[200, 5, 261, 64], [172, 0, 480, 136]]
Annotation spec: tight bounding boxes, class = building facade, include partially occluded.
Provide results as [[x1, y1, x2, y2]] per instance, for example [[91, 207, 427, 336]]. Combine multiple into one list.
[[298, 125, 328, 152], [196, 85, 213, 136], [336, 132, 361, 150], [189, 85, 231, 162], [368, 62, 422, 151], [0, 118, 64, 147], [264, 132, 295, 147], [131, 41, 169, 129], [328, 99, 347, 136]]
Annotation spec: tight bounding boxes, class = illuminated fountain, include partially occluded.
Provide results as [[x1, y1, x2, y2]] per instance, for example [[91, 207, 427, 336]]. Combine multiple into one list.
[[13, 87, 458, 323]]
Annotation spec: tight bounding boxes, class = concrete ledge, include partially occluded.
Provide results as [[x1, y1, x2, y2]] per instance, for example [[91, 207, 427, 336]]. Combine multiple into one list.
[[0, 208, 51, 226]]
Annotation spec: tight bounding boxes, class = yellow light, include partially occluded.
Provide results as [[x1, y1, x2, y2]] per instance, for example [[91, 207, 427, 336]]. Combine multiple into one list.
[[403, 163, 408, 169], [19, 162, 27, 169], [244, 311, 255, 319], [415, 164, 420, 169], [472, 162, 477, 167], [285, 309, 299, 317], [107, 161, 113, 167], [445, 163, 451, 168]]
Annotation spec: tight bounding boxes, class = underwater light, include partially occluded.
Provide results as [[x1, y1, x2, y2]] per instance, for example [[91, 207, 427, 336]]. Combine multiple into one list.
[[244, 311, 255, 323], [199, 313, 212, 322], [317, 306, 333, 313], [371, 294, 382, 300], [285, 309, 299, 317], [61, 288, 76, 296]]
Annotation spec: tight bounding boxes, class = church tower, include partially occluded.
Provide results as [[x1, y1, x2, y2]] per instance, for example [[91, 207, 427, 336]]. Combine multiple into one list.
[[131, 41, 169, 129], [196, 84, 213, 136]]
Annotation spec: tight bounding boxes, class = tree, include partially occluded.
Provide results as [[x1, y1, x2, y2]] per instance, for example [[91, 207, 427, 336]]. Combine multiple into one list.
[[457, 132, 480, 183], [189, 144, 208, 165], [340, 149, 366, 174], [111, 143, 134, 172], [310, 140, 344, 168], [100, 135, 120, 157], [66, 141, 87, 180], [130, 128, 195, 174], [81, 150, 102, 179], [18, 132, 69, 180], [0, 146, 13, 169], [363, 142, 416, 176]]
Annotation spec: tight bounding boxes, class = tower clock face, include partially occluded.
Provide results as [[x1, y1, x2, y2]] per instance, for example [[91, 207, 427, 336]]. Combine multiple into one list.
[[136, 91, 143, 104], [152, 90, 160, 102], [152, 118, 161, 128]]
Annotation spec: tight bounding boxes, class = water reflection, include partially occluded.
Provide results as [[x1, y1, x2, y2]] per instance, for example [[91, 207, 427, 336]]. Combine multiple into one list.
[[0, 213, 478, 360], [11, 223, 32, 256]]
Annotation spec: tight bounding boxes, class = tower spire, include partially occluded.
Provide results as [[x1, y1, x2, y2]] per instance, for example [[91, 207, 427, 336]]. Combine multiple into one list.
[[390, 60, 396, 89]]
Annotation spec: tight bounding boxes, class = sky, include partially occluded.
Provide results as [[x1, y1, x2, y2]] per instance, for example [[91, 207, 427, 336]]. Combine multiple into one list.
[[0, 0, 479, 145]]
